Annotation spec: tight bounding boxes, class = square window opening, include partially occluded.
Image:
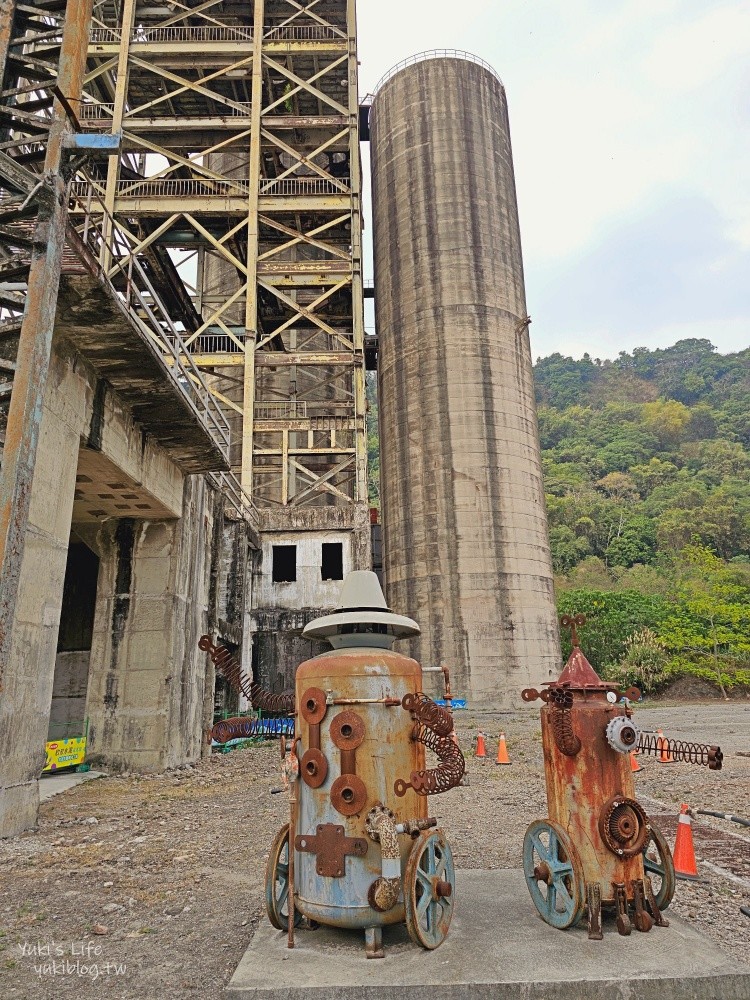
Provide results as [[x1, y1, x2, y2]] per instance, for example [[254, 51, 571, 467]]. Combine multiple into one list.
[[272, 544, 297, 583], [321, 542, 343, 581]]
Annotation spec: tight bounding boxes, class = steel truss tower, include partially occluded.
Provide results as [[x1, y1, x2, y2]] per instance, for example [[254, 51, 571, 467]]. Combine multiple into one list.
[[81, 0, 367, 512], [77, 0, 369, 683]]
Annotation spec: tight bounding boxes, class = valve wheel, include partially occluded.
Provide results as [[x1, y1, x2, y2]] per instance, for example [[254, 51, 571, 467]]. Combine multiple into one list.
[[523, 819, 585, 929], [642, 822, 676, 911], [265, 824, 302, 931], [404, 830, 455, 949]]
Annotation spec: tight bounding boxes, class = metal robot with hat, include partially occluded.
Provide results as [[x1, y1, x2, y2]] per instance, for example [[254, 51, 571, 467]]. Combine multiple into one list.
[[520, 613, 724, 939], [265, 571, 465, 958]]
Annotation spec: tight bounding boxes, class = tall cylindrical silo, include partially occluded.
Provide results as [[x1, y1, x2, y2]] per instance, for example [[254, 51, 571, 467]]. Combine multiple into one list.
[[370, 52, 560, 706]]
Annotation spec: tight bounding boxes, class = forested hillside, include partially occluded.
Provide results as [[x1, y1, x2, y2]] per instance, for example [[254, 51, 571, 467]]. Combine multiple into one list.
[[538, 339, 750, 694], [367, 339, 750, 693]]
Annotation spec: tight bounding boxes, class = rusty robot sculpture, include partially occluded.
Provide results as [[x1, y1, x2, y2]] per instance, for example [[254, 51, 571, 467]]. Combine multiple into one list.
[[521, 613, 723, 939], [265, 571, 465, 958]]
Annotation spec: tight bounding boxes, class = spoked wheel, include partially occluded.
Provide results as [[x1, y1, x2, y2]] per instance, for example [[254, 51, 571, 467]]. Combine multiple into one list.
[[642, 822, 675, 910], [523, 819, 586, 929], [265, 824, 302, 930], [404, 830, 455, 949]]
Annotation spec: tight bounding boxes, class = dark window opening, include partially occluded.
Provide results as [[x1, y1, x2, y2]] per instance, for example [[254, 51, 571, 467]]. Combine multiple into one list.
[[321, 542, 343, 581], [272, 544, 297, 583]]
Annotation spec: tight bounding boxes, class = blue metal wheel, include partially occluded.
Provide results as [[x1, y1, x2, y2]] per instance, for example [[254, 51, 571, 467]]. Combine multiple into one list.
[[523, 819, 585, 929], [642, 822, 675, 910], [265, 824, 302, 930], [404, 830, 455, 949]]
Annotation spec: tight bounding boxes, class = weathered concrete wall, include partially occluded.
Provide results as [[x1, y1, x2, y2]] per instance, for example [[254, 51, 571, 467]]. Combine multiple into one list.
[[248, 505, 370, 690], [85, 475, 219, 771], [0, 327, 228, 837], [0, 342, 89, 837], [371, 56, 560, 706]]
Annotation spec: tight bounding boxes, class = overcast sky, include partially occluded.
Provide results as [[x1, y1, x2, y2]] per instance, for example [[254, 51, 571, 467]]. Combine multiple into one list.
[[356, 0, 749, 361]]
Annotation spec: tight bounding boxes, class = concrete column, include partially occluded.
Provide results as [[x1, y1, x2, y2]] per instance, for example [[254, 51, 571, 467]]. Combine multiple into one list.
[[86, 476, 218, 771], [0, 345, 88, 838]]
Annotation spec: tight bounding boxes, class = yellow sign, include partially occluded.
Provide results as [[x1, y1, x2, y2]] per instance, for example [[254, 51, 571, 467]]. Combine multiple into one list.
[[43, 737, 86, 772]]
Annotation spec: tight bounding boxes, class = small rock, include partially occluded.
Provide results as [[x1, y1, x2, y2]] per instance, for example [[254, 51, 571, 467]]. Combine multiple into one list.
[[688, 910, 697, 919], [102, 903, 123, 914], [131, 836, 147, 845], [164, 905, 183, 916], [103, 881, 113, 888], [84, 817, 99, 825], [92, 924, 109, 935]]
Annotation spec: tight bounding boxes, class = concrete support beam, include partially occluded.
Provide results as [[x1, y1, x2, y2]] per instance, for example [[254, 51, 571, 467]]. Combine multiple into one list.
[[0, 345, 88, 838], [86, 476, 218, 772]]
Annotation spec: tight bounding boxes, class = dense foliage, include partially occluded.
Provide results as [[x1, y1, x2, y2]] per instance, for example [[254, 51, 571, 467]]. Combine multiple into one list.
[[366, 340, 750, 693], [539, 339, 750, 693]]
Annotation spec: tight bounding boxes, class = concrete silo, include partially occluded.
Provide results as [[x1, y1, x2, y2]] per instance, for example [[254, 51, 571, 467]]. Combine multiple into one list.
[[369, 52, 560, 705]]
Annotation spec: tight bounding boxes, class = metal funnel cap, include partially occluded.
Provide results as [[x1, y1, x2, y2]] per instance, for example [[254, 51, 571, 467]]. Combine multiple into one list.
[[302, 571, 420, 646]]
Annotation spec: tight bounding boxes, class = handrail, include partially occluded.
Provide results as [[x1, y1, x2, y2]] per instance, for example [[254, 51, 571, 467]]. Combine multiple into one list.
[[259, 176, 350, 196], [89, 27, 122, 42], [255, 401, 308, 420], [69, 175, 231, 464], [78, 102, 252, 122], [131, 25, 253, 43], [71, 178, 251, 199], [71, 173, 348, 207], [209, 471, 260, 532], [372, 49, 503, 94], [263, 24, 345, 41]]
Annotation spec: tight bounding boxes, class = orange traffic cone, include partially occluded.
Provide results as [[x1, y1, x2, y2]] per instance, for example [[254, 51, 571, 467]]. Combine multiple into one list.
[[475, 731, 487, 759], [657, 728, 676, 763], [495, 732, 511, 765], [630, 751, 643, 773], [673, 803, 699, 879]]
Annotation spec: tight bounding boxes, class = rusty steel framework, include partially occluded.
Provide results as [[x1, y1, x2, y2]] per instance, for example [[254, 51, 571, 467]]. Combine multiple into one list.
[[78, 0, 367, 510]]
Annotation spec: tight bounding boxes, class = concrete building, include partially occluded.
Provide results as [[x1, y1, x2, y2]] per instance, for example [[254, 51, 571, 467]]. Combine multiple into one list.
[[0, 0, 370, 837], [369, 53, 560, 705]]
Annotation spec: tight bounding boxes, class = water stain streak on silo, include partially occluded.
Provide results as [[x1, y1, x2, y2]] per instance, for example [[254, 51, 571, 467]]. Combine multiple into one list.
[[370, 54, 560, 705]]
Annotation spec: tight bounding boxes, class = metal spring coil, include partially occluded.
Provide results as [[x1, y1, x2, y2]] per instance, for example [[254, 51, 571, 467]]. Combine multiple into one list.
[[198, 635, 296, 714], [212, 717, 295, 744], [402, 692, 455, 736], [550, 707, 581, 757], [409, 724, 466, 795], [548, 689, 581, 756], [637, 733, 723, 770]]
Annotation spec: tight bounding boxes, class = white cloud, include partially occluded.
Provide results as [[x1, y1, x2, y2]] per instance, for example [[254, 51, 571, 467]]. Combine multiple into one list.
[[358, 0, 750, 356]]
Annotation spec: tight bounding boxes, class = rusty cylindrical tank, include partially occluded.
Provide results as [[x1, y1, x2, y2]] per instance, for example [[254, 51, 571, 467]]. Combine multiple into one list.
[[264, 572, 464, 958], [521, 616, 675, 939], [370, 52, 560, 707]]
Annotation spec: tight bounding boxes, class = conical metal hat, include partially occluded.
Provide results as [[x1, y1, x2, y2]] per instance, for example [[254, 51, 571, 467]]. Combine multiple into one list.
[[302, 571, 420, 640]]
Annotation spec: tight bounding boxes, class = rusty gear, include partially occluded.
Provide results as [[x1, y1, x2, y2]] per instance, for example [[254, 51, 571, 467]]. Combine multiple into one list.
[[599, 795, 649, 858], [605, 716, 641, 754]]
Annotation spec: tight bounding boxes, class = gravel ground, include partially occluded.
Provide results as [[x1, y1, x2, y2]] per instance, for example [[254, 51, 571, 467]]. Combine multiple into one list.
[[0, 699, 748, 999]]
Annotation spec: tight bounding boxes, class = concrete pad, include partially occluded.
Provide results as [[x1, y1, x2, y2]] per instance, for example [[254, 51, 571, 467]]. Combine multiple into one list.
[[226, 869, 750, 1000], [39, 770, 105, 801]]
